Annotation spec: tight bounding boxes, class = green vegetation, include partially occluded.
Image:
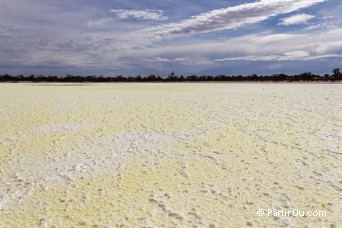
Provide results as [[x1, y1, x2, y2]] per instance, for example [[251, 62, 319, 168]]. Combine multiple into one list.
[[1, 69, 341, 82]]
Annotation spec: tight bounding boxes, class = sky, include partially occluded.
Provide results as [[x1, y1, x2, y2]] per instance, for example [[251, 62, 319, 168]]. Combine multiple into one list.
[[0, 0, 341, 76]]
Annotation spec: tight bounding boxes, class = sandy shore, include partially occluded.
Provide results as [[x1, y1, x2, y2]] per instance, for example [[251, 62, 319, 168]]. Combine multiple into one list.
[[0, 83, 341, 227]]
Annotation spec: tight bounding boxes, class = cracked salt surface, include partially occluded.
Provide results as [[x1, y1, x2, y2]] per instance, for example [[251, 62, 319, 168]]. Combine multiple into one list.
[[0, 83, 341, 227]]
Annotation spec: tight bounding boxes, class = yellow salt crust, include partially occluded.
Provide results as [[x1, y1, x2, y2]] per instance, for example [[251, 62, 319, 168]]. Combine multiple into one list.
[[0, 83, 341, 227]]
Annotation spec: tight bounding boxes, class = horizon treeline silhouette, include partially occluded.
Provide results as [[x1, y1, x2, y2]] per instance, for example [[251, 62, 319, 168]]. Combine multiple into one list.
[[1, 68, 341, 82]]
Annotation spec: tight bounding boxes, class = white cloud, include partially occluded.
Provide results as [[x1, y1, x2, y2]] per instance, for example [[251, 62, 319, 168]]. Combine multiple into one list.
[[127, 28, 342, 65], [144, 57, 170, 62], [143, 57, 189, 63], [110, 9, 167, 21], [215, 54, 342, 62], [87, 18, 113, 27], [209, 29, 342, 62], [279, 14, 315, 25], [144, 0, 324, 37]]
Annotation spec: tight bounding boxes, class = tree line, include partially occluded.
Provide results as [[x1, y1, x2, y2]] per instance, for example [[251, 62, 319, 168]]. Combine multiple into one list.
[[0, 68, 341, 82]]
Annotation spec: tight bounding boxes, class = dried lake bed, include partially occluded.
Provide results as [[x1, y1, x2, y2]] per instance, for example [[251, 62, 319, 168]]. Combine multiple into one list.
[[0, 83, 341, 227]]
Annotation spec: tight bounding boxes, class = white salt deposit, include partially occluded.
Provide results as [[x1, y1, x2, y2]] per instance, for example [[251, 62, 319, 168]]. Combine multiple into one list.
[[34, 123, 95, 133], [0, 83, 341, 227]]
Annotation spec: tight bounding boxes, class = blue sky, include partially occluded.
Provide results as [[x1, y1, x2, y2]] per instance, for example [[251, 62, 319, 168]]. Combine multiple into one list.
[[0, 0, 341, 76]]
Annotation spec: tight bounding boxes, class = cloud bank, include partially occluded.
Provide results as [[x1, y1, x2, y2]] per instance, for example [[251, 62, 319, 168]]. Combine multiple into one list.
[[146, 0, 325, 37], [110, 9, 167, 21], [280, 14, 315, 25]]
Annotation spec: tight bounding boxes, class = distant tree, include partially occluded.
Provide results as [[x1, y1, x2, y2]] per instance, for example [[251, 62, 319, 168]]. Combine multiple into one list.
[[28, 74, 36, 81], [299, 72, 314, 81], [187, 75, 198, 81], [1, 68, 342, 83], [147, 74, 156, 81], [167, 71, 177, 81], [333, 68, 341, 80], [251, 74, 258, 81], [323, 74, 330, 80]]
